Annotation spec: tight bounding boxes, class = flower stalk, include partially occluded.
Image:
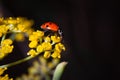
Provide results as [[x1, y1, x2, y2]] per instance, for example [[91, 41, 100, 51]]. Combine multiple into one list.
[[1, 34, 6, 42], [0, 56, 34, 68]]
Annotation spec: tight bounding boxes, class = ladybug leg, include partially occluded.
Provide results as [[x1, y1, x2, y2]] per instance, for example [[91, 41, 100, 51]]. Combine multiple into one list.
[[43, 29, 49, 32], [44, 30, 54, 37]]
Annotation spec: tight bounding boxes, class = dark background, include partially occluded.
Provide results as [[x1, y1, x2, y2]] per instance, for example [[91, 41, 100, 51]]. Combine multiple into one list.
[[0, 0, 120, 80]]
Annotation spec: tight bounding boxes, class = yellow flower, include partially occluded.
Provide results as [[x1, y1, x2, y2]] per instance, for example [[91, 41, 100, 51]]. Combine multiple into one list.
[[51, 51, 61, 58], [0, 39, 14, 59], [29, 40, 38, 48], [0, 25, 9, 35], [29, 30, 44, 41], [44, 36, 51, 42], [0, 17, 34, 33], [0, 68, 7, 75], [1, 39, 13, 46], [43, 51, 51, 59], [51, 43, 65, 58], [41, 42, 52, 51], [17, 24, 25, 32], [23, 20, 34, 28], [0, 68, 13, 80], [36, 45, 44, 53], [0, 17, 4, 22], [29, 34, 39, 41], [16, 17, 24, 23], [51, 36, 61, 43], [0, 32, 2, 37], [55, 43, 66, 52], [1, 45, 14, 54], [0, 45, 14, 59], [33, 30, 44, 38], [15, 33, 25, 41], [27, 49, 38, 57], [0, 74, 13, 80], [25, 28, 34, 36], [7, 17, 17, 24], [48, 59, 59, 69], [36, 42, 52, 53], [0, 53, 5, 59]]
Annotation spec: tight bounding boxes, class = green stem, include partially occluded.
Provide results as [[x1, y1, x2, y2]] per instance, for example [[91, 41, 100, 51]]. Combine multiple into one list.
[[1, 34, 6, 42], [0, 56, 34, 68]]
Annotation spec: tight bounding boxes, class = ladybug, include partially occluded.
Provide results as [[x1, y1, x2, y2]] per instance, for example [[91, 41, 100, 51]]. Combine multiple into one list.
[[41, 22, 59, 31], [41, 22, 62, 36]]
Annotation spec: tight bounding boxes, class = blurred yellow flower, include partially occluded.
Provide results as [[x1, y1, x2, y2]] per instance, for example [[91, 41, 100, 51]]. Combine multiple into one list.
[[0, 68, 13, 80], [15, 33, 25, 41], [0, 68, 7, 75], [0, 25, 9, 37], [0, 17, 34, 33], [0, 32, 2, 37], [7, 17, 17, 24], [0, 74, 13, 80], [17, 24, 26, 32], [23, 20, 34, 28], [0, 17, 3, 22], [25, 28, 34, 36], [48, 59, 59, 69]]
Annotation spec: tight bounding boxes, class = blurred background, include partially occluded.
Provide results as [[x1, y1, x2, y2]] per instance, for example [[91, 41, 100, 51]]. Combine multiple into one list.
[[0, 0, 120, 80]]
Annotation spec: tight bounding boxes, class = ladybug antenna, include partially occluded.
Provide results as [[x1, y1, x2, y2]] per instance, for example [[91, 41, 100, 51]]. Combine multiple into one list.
[[58, 29, 62, 37]]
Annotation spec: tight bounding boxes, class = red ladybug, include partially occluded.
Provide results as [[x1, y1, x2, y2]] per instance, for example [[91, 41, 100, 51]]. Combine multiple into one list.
[[41, 22, 62, 37], [41, 22, 59, 32]]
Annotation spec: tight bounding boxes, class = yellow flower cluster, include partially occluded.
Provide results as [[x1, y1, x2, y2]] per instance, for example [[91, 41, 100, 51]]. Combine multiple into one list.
[[0, 39, 14, 59], [0, 17, 34, 59], [16, 56, 59, 80], [0, 17, 66, 80], [0, 68, 13, 80], [0, 17, 34, 38], [27, 30, 65, 58]]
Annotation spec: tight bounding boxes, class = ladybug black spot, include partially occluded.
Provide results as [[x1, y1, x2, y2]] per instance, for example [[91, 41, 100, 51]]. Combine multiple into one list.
[[49, 22, 52, 25], [46, 25, 49, 27]]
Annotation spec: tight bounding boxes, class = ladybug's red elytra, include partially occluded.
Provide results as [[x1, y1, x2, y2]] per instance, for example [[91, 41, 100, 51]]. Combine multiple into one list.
[[41, 22, 59, 32], [41, 22, 62, 37]]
